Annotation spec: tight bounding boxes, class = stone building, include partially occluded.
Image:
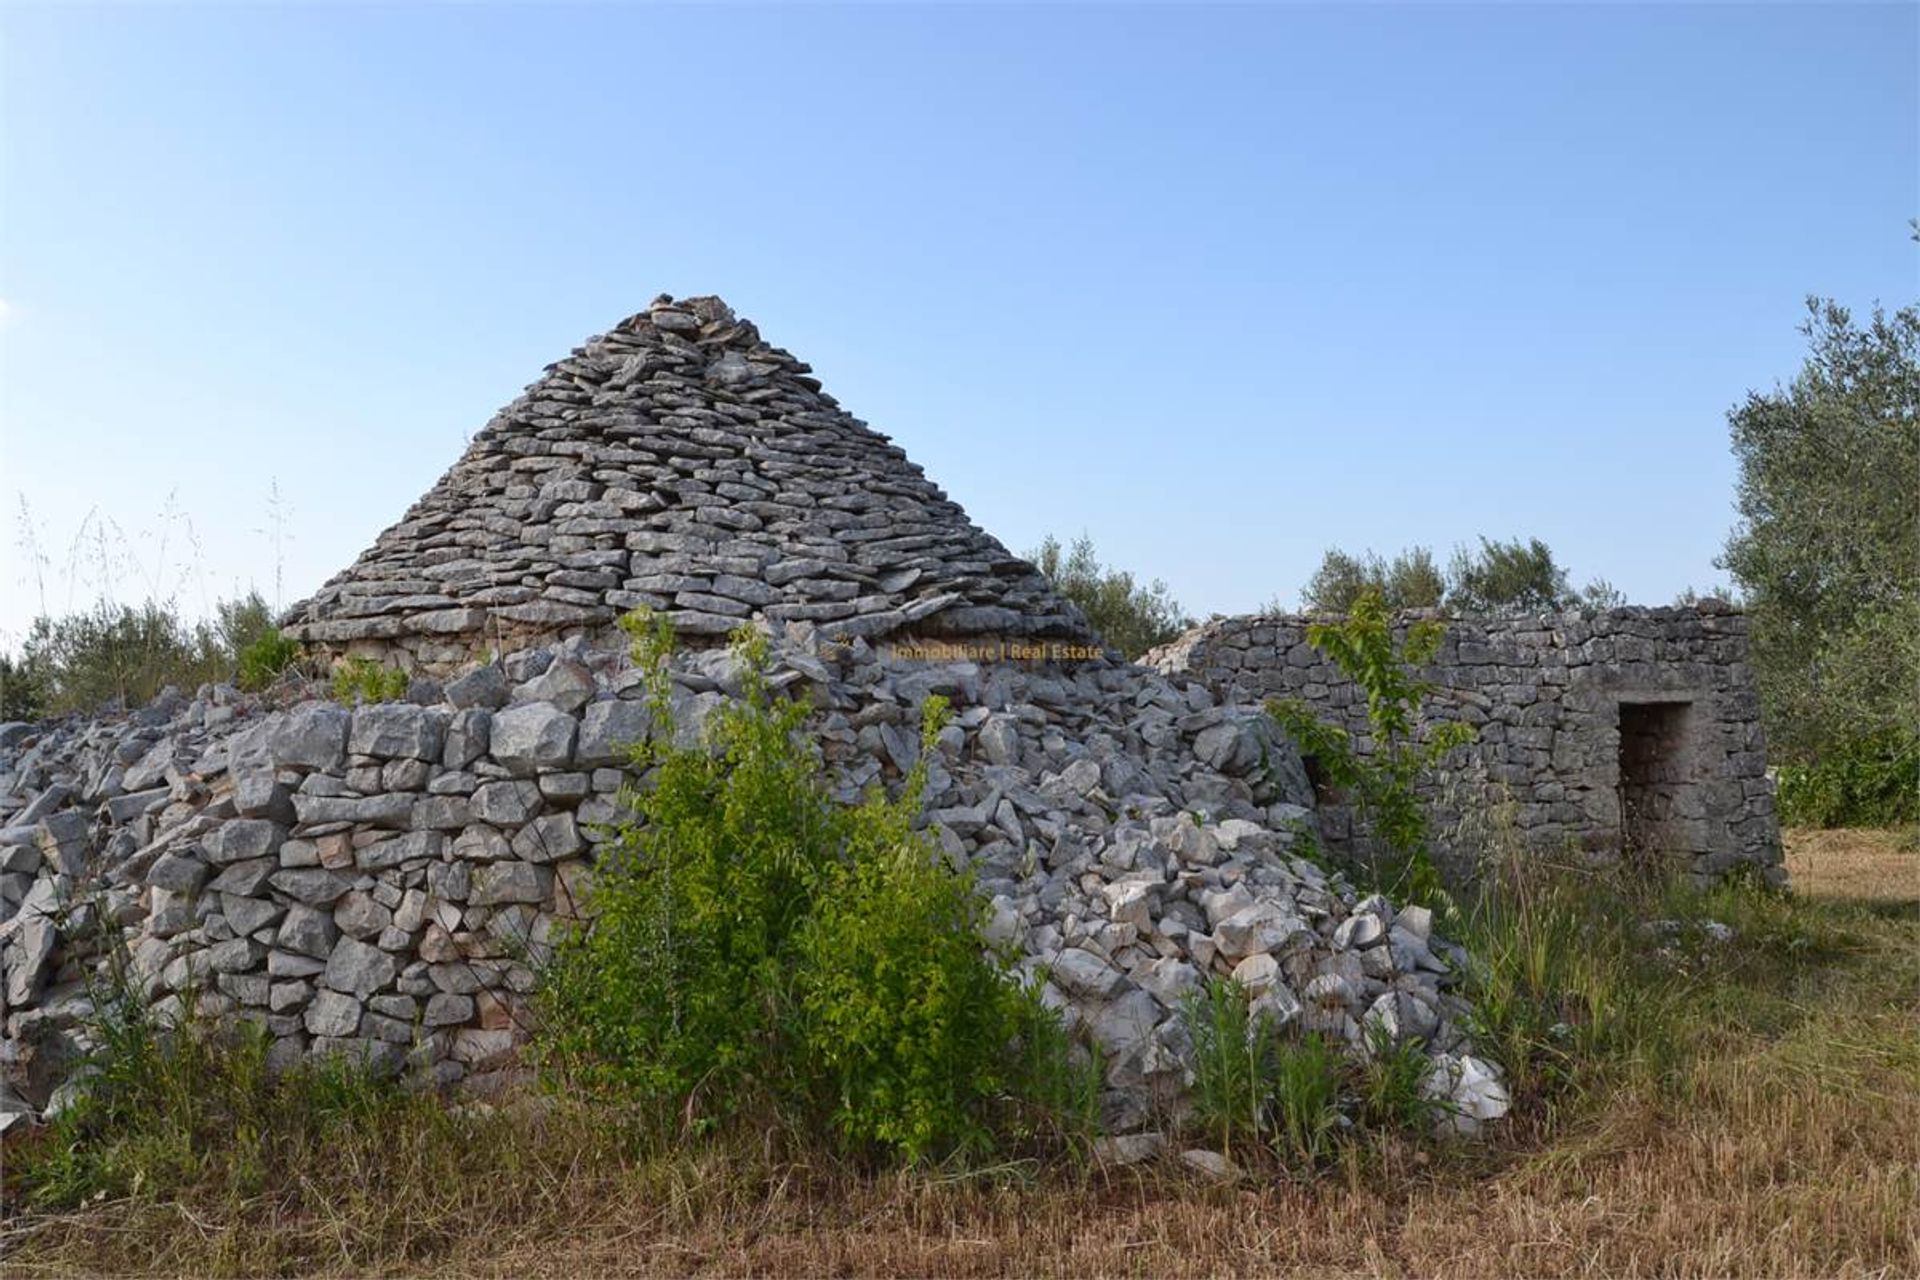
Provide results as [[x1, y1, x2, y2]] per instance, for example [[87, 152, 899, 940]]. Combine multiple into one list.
[[1, 295, 1509, 1128], [282, 295, 1091, 669], [1147, 605, 1785, 887]]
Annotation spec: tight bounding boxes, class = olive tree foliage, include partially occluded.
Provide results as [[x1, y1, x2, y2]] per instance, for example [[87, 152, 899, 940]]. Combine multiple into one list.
[[1444, 537, 1573, 614], [1298, 547, 1446, 614], [1720, 298, 1920, 769], [1301, 538, 1623, 616], [1028, 534, 1192, 659]]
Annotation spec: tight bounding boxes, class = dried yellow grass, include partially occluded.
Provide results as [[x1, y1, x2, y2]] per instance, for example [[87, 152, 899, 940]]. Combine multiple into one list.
[[1785, 825, 1920, 903]]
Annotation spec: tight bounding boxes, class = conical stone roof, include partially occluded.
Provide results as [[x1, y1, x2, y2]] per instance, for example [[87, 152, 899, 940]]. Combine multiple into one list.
[[284, 295, 1091, 666]]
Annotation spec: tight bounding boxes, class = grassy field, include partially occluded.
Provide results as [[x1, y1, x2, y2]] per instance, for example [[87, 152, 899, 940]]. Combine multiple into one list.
[[3, 827, 1915, 1278]]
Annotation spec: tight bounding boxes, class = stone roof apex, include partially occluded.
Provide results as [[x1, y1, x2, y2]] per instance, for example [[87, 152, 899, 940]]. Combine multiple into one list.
[[283, 296, 1093, 668]]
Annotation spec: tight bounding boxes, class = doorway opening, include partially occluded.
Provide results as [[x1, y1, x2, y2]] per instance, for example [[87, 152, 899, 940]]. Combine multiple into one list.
[[1618, 700, 1697, 869]]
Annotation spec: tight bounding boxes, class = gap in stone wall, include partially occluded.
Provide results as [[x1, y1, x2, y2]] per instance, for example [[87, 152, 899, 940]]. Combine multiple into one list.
[[1617, 699, 1699, 872]]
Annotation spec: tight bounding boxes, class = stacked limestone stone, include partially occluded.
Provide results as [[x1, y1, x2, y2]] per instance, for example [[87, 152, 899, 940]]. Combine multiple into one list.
[[0, 295, 1511, 1140], [282, 295, 1089, 669], [1148, 604, 1784, 886], [0, 623, 1507, 1136]]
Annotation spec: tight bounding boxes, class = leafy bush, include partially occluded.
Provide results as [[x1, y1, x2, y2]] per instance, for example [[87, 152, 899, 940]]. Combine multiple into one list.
[[236, 627, 303, 691], [1028, 533, 1191, 659], [1185, 978, 1282, 1157], [1300, 546, 1447, 614], [6, 590, 294, 715], [21, 1002, 413, 1210], [1775, 728, 1919, 828], [213, 591, 276, 657], [1299, 539, 1623, 616], [1353, 1023, 1444, 1134], [1265, 589, 1473, 905], [1265, 1030, 1348, 1168], [330, 655, 410, 704], [1722, 299, 1918, 773], [1444, 536, 1574, 614], [0, 651, 46, 721], [536, 611, 1084, 1163], [1183, 979, 1426, 1169], [18, 601, 231, 713]]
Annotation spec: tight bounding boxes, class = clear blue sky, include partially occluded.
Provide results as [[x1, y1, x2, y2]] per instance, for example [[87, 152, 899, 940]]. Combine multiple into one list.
[[2, 3, 1914, 648]]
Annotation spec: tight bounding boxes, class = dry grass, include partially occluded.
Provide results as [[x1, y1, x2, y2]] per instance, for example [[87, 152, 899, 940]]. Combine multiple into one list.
[[1785, 825, 1920, 903], [4, 828, 1916, 1278]]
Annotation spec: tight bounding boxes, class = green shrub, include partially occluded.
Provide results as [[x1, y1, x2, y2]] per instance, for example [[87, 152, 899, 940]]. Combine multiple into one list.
[[1265, 588, 1473, 906], [1450, 870, 1635, 1101], [1775, 729, 1919, 828], [213, 591, 276, 657], [1027, 533, 1191, 659], [236, 627, 302, 691], [18, 601, 231, 713], [1182, 979, 1386, 1170], [1300, 545, 1447, 614], [0, 651, 46, 721], [1266, 1031, 1347, 1169], [1184, 978, 1280, 1156], [330, 655, 410, 704], [15, 982, 442, 1212], [8, 590, 286, 715], [536, 611, 1082, 1163], [1353, 1022, 1443, 1134]]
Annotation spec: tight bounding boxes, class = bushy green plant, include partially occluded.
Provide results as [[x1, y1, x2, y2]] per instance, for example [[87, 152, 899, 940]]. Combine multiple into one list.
[[1182, 979, 1394, 1169], [1298, 539, 1622, 616], [1445, 536, 1574, 614], [1723, 300, 1918, 774], [236, 627, 303, 691], [214, 591, 276, 656], [9, 589, 287, 714], [18, 601, 232, 713], [1354, 1022, 1443, 1134], [16, 969, 443, 1212], [1184, 978, 1280, 1156], [0, 651, 46, 721], [537, 610, 1082, 1162], [1265, 1031, 1347, 1168], [1028, 533, 1191, 659], [1265, 589, 1473, 905], [1301, 546, 1447, 614], [330, 655, 410, 704], [1775, 728, 1919, 828]]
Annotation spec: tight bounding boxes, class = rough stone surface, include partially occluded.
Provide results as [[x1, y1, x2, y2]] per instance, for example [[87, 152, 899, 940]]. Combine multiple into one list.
[[1149, 606, 1785, 886], [280, 296, 1093, 669], [489, 704, 577, 776], [0, 299, 1682, 1145]]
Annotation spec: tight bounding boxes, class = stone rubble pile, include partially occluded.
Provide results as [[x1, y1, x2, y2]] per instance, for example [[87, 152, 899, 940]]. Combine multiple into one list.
[[0, 625, 1507, 1138]]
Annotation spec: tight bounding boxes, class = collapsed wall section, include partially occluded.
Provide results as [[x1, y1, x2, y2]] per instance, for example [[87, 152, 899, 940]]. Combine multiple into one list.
[[1148, 604, 1784, 886], [0, 628, 1506, 1136]]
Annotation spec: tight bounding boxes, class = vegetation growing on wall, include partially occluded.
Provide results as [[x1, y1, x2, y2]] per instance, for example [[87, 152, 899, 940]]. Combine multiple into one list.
[[328, 655, 410, 705], [1263, 589, 1473, 905]]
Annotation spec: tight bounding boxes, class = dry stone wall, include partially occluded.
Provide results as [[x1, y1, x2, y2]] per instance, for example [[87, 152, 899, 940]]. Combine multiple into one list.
[[0, 624, 1507, 1136], [0, 293, 1517, 1140], [282, 295, 1090, 671], [1147, 604, 1784, 887]]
